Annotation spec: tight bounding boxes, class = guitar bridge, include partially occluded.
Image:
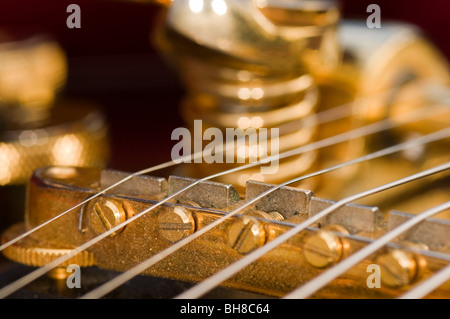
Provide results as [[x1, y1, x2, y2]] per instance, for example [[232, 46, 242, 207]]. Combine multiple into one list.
[[2, 166, 449, 298]]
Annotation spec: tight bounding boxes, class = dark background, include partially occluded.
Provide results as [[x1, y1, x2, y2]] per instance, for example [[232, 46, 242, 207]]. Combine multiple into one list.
[[0, 0, 449, 171]]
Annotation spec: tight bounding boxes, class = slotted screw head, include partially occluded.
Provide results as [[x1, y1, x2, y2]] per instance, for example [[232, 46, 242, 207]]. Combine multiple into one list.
[[89, 198, 127, 236], [376, 249, 417, 287], [303, 229, 344, 268], [158, 206, 196, 242], [227, 217, 266, 254]]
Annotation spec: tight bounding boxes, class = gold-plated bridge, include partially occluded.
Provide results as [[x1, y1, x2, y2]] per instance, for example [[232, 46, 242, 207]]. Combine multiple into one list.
[[2, 166, 449, 298]]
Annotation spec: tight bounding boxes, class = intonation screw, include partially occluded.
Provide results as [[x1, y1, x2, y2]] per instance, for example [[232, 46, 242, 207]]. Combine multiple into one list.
[[158, 206, 196, 242], [303, 224, 348, 268], [89, 198, 127, 236], [227, 216, 266, 254], [245, 210, 285, 221], [375, 248, 426, 287], [268, 211, 284, 221]]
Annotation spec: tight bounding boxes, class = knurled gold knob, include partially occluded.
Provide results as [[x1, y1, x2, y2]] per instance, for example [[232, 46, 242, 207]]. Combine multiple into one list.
[[0, 30, 67, 124], [0, 102, 109, 185], [1, 223, 95, 268]]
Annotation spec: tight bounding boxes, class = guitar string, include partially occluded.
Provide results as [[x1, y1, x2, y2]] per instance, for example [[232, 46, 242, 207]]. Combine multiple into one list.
[[283, 201, 450, 299], [0, 163, 174, 253], [0, 103, 444, 298], [398, 263, 450, 299], [174, 162, 450, 299], [82, 130, 450, 299], [0, 90, 360, 254], [0, 78, 433, 253]]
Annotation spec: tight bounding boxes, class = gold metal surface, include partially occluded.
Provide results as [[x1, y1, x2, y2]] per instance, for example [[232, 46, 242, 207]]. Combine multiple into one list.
[[2, 167, 449, 298], [152, 0, 344, 190], [227, 217, 266, 254], [158, 206, 196, 242], [302, 224, 349, 269], [0, 32, 67, 124], [88, 199, 128, 236], [376, 249, 422, 288], [0, 0, 449, 300], [0, 102, 109, 185], [1, 223, 95, 268]]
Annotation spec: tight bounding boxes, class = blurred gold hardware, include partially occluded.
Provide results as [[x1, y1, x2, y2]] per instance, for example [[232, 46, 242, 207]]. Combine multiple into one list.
[[153, 0, 343, 191], [245, 210, 284, 222], [0, 31, 67, 124], [0, 30, 109, 187], [268, 212, 284, 222], [48, 268, 71, 280], [0, 102, 109, 185], [153, 0, 450, 198], [1, 0, 450, 300]]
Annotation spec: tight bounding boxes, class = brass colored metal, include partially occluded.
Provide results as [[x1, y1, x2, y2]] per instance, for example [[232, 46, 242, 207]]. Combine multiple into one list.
[[48, 268, 71, 280], [0, 31, 108, 187], [268, 212, 284, 222], [376, 249, 419, 288], [227, 216, 266, 254], [245, 210, 284, 222], [2, 167, 450, 298], [1, 223, 95, 268], [1, 0, 449, 300], [0, 32, 67, 124], [45, 167, 79, 180], [154, 0, 339, 190], [0, 102, 109, 185], [89, 198, 128, 236], [303, 224, 349, 269], [158, 206, 196, 242]]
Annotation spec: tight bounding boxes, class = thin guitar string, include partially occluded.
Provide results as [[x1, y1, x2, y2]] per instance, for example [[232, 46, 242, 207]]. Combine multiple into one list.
[[0, 81, 431, 253], [175, 162, 450, 299], [398, 263, 450, 299], [0, 104, 443, 298], [0, 91, 358, 254], [83, 130, 450, 299], [284, 200, 450, 299]]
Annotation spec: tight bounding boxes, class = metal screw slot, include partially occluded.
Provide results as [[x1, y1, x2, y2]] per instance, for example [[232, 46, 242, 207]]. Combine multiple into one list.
[[89, 198, 127, 236], [227, 217, 266, 254], [158, 206, 196, 242]]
